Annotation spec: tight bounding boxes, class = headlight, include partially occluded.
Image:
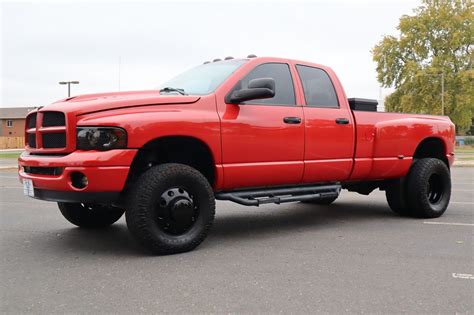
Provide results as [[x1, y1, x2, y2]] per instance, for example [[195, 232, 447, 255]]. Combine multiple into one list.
[[76, 127, 127, 150]]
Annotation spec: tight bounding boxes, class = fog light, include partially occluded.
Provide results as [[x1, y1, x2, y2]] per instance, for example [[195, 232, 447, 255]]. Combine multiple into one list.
[[71, 172, 88, 189]]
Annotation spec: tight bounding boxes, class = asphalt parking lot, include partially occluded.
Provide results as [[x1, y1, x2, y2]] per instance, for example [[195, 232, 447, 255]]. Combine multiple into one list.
[[0, 168, 472, 313]]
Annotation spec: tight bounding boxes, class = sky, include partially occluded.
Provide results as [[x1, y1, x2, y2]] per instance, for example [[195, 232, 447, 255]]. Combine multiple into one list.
[[1, 0, 421, 108]]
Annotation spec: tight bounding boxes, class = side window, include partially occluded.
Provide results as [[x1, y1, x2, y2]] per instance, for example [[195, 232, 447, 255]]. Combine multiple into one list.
[[296, 65, 339, 108], [240, 63, 296, 106]]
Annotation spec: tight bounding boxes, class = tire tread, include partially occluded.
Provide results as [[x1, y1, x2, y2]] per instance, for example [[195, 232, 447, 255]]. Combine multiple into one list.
[[406, 158, 451, 218], [126, 163, 215, 255]]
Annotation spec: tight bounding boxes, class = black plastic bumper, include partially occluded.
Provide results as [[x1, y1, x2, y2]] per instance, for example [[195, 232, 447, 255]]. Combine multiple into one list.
[[32, 189, 121, 204]]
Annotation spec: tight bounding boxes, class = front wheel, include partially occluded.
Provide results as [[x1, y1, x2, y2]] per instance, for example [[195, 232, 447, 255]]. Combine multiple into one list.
[[58, 203, 124, 228], [125, 163, 215, 255]]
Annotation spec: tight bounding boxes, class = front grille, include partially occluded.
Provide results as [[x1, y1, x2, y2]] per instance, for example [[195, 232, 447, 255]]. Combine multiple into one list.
[[28, 133, 36, 148], [43, 133, 66, 148], [24, 166, 63, 176], [25, 111, 68, 151], [27, 113, 37, 129], [42, 112, 65, 127]]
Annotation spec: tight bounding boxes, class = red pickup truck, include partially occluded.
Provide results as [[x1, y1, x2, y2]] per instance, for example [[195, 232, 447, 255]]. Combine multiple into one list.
[[19, 56, 455, 254]]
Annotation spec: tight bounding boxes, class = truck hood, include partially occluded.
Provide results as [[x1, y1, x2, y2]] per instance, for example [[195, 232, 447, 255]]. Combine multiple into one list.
[[40, 90, 201, 115]]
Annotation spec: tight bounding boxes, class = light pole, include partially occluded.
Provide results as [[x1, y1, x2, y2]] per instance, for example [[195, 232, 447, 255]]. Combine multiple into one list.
[[59, 81, 80, 97], [441, 72, 445, 115]]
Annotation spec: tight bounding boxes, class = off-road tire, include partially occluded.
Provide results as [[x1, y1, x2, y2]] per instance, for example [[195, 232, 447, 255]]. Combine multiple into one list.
[[385, 178, 410, 216], [125, 163, 215, 255], [58, 203, 124, 228], [405, 158, 451, 218]]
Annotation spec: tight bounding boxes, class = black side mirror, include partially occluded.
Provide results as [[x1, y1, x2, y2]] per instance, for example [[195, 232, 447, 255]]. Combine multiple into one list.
[[227, 78, 275, 104]]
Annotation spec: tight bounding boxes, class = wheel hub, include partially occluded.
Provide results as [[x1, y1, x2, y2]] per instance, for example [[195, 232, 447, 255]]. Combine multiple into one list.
[[427, 174, 443, 205], [156, 188, 198, 235], [170, 199, 194, 223]]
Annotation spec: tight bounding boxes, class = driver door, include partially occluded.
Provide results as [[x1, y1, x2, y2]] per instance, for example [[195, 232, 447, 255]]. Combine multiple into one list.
[[217, 62, 305, 189]]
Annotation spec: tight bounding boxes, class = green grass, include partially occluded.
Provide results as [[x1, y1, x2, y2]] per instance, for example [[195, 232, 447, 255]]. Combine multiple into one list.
[[456, 156, 474, 161], [0, 152, 22, 159], [455, 146, 474, 154]]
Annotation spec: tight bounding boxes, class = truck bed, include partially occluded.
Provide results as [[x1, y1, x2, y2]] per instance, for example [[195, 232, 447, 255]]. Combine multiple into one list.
[[349, 111, 454, 181]]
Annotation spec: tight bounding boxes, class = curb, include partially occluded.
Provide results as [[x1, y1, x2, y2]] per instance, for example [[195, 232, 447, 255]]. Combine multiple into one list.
[[0, 166, 18, 170], [0, 149, 23, 153], [453, 162, 474, 167]]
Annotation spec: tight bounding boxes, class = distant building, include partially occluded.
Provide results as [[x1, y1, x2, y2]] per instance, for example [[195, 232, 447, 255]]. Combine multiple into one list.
[[0, 107, 36, 137]]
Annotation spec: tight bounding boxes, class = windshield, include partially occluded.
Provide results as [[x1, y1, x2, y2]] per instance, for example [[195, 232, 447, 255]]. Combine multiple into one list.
[[158, 59, 247, 95]]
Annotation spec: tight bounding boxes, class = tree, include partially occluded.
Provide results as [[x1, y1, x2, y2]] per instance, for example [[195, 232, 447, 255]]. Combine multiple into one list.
[[373, 0, 473, 134]]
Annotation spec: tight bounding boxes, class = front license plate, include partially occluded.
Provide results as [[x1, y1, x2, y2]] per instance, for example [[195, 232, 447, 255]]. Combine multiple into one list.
[[23, 179, 34, 197]]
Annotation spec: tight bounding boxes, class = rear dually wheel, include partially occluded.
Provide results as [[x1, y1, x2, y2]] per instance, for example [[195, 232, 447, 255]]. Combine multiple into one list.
[[385, 158, 451, 218], [406, 158, 451, 218]]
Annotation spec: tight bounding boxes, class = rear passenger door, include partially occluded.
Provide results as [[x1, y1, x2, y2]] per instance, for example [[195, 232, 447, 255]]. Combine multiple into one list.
[[218, 63, 305, 189], [296, 65, 355, 183]]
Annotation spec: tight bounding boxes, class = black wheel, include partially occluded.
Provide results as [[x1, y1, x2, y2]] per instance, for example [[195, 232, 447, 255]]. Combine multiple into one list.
[[58, 203, 124, 228], [405, 158, 451, 218], [302, 196, 338, 205], [385, 179, 410, 216], [125, 163, 215, 255]]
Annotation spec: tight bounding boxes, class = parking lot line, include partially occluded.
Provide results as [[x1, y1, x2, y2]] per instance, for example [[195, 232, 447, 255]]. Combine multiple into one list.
[[452, 273, 474, 280], [423, 221, 474, 227], [450, 201, 474, 204]]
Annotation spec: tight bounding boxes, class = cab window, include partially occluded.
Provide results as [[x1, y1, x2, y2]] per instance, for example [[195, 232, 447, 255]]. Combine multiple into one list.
[[241, 63, 296, 106]]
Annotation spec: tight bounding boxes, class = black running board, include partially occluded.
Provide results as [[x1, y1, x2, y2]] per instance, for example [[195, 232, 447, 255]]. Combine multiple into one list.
[[215, 184, 341, 207]]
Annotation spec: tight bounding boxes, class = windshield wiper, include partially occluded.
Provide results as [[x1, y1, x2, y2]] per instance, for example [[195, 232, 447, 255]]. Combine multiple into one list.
[[159, 87, 186, 95]]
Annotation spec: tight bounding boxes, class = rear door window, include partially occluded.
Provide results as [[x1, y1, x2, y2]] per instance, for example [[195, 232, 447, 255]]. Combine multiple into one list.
[[296, 65, 339, 108]]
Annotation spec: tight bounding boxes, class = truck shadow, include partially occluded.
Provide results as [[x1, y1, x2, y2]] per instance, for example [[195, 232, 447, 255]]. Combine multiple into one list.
[[51, 223, 143, 256], [209, 201, 399, 241], [47, 200, 400, 256]]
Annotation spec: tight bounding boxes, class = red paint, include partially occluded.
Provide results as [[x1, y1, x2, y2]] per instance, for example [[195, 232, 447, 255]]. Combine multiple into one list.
[[19, 57, 455, 197]]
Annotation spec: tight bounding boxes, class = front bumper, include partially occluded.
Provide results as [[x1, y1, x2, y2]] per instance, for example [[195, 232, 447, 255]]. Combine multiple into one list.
[[18, 149, 137, 202]]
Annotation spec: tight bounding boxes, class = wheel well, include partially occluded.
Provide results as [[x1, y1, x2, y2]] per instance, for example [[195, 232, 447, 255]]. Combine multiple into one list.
[[413, 137, 448, 166], [126, 136, 215, 188]]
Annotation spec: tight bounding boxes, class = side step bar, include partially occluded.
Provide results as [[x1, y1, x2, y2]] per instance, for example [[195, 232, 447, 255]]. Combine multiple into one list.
[[215, 184, 341, 207]]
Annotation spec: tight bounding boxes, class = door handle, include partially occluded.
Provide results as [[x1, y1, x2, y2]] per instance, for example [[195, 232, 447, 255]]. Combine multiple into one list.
[[283, 117, 302, 124], [335, 118, 349, 125]]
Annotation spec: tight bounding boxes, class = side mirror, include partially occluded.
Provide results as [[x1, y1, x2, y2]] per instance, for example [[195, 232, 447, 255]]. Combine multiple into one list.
[[227, 78, 275, 104]]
